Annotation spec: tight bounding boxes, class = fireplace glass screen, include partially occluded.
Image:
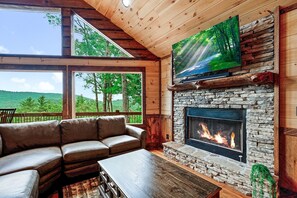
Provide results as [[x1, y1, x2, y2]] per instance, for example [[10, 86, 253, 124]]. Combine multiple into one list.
[[185, 107, 246, 162], [189, 117, 242, 152]]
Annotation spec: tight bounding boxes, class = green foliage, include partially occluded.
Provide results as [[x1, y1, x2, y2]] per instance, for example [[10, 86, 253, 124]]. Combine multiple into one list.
[[37, 96, 47, 112], [100, 73, 122, 95], [75, 73, 142, 112], [45, 13, 61, 26], [75, 98, 124, 113], [45, 13, 129, 58], [19, 97, 36, 112], [250, 164, 276, 198], [0, 90, 62, 111], [126, 74, 142, 111], [18, 95, 62, 113], [76, 95, 88, 112], [0, 90, 139, 113], [73, 14, 128, 58]]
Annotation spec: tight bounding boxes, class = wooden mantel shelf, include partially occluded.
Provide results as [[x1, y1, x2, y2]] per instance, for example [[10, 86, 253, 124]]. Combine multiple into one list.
[[167, 72, 275, 91]]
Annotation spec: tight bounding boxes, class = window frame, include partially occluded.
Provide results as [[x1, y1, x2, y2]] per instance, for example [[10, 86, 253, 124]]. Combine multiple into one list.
[[0, 64, 66, 116], [69, 66, 146, 126]]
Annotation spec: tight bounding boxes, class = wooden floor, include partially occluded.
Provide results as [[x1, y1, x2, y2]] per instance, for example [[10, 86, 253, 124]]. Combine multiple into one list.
[[150, 149, 251, 198]]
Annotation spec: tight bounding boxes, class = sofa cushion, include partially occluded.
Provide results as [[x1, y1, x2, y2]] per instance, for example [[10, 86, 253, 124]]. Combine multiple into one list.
[[64, 160, 98, 170], [101, 135, 141, 155], [62, 141, 109, 163], [0, 120, 60, 155], [0, 170, 39, 198], [60, 118, 98, 145], [64, 163, 98, 178], [98, 116, 126, 140], [39, 167, 61, 193], [0, 147, 62, 177]]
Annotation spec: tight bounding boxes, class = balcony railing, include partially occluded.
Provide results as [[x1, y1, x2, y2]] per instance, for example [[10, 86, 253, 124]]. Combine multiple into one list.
[[12, 112, 142, 124]]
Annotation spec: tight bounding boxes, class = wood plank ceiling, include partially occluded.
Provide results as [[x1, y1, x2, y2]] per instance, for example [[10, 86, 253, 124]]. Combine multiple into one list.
[[0, 0, 158, 60], [84, 0, 297, 58]]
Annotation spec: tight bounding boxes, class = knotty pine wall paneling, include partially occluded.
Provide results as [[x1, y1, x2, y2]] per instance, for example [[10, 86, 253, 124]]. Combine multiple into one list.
[[279, 4, 297, 192], [161, 56, 173, 143]]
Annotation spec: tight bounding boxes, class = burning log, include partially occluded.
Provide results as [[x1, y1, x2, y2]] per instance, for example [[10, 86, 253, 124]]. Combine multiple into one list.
[[168, 71, 275, 91]]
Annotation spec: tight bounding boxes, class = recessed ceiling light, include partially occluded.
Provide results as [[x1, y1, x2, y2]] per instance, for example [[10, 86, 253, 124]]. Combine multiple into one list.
[[122, 0, 130, 7]]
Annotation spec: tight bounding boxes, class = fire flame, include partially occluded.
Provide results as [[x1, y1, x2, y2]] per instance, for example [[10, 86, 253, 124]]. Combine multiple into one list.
[[199, 123, 212, 139], [197, 122, 235, 148], [230, 132, 236, 148], [214, 132, 228, 145]]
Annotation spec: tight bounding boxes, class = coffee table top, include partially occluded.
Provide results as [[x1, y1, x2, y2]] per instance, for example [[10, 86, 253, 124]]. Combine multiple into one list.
[[98, 149, 221, 198]]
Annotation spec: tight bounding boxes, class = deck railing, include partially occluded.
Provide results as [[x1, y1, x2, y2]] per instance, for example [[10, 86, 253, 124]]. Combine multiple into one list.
[[12, 112, 142, 124], [12, 113, 62, 123]]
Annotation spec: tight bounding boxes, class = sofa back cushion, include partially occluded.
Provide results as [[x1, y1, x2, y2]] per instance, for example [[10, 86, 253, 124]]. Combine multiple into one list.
[[0, 120, 60, 155], [98, 116, 126, 140], [60, 118, 98, 145]]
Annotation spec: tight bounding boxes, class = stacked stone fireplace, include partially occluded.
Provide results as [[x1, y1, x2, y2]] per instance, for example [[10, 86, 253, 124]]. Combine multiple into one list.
[[163, 15, 275, 195]]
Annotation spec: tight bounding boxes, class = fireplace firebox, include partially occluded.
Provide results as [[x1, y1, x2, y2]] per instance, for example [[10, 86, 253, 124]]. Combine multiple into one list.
[[185, 107, 246, 163]]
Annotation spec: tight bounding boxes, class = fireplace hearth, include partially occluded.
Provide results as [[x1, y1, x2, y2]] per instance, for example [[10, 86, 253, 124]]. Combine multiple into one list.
[[185, 107, 246, 163]]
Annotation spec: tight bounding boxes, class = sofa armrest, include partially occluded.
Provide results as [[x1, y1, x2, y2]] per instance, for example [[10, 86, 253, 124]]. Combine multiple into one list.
[[126, 125, 146, 149]]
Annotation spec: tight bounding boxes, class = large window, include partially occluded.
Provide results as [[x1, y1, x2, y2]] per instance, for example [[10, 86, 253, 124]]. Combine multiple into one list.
[[0, 71, 63, 122], [75, 72, 142, 123], [0, 6, 61, 55], [72, 14, 132, 58], [0, 6, 134, 58]]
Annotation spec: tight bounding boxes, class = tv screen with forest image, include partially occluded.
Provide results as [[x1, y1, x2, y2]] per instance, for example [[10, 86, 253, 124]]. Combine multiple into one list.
[[172, 16, 241, 83]]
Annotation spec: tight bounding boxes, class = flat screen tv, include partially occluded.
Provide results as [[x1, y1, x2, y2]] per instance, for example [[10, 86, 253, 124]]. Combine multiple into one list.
[[172, 16, 241, 83]]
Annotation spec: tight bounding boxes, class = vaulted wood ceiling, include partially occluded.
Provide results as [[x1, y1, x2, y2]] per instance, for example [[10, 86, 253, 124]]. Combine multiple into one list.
[[84, 0, 296, 58]]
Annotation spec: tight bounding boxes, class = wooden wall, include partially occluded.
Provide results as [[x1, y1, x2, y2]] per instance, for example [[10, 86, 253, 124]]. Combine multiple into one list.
[[280, 7, 297, 129], [279, 5, 297, 192], [160, 57, 172, 143]]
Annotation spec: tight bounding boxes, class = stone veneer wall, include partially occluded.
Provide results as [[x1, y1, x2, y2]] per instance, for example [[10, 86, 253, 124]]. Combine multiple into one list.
[[163, 15, 275, 196]]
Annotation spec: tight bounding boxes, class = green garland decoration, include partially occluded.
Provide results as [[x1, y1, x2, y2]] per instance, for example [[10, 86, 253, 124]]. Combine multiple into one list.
[[250, 163, 276, 198]]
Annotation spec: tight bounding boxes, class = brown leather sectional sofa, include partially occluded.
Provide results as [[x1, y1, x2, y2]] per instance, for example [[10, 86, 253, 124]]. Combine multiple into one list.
[[0, 115, 146, 198]]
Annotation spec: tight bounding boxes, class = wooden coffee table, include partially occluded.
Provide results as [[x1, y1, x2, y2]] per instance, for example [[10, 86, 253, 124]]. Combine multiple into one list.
[[98, 149, 221, 198]]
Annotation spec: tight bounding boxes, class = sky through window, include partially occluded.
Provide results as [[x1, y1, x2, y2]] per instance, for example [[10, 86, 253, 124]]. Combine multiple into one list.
[[0, 6, 61, 55]]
